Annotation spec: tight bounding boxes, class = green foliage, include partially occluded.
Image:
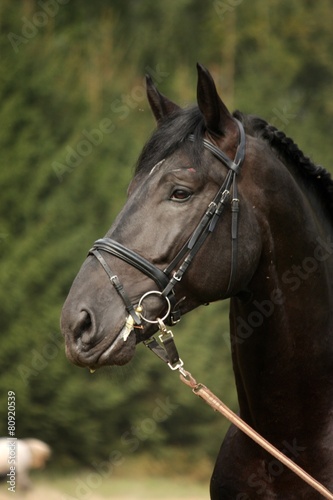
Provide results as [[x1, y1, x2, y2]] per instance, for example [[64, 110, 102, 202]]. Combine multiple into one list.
[[0, 0, 332, 469]]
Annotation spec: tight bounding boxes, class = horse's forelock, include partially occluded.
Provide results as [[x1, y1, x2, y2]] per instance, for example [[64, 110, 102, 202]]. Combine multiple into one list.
[[135, 106, 206, 175]]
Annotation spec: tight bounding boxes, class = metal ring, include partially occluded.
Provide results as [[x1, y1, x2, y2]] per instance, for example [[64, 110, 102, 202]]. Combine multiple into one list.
[[137, 291, 171, 324]]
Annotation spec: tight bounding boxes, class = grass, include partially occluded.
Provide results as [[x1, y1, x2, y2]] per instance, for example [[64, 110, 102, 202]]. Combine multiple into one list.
[[0, 475, 209, 500], [0, 457, 211, 499]]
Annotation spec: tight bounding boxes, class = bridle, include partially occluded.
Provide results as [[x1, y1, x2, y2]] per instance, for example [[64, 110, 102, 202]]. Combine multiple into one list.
[[88, 119, 246, 332], [89, 119, 245, 329]]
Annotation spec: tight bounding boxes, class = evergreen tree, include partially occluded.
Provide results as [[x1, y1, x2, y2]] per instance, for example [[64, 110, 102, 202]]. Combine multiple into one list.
[[0, 0, 332, 467]]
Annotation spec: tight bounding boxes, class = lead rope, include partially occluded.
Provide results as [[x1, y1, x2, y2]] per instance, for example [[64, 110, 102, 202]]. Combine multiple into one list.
[[180, 371, 333, 499], [147, 319, 333, 500]]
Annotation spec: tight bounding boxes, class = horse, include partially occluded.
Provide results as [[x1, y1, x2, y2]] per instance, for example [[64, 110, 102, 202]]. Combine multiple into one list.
[[61, 63, 333, 499], [0, 438, 51, 490]]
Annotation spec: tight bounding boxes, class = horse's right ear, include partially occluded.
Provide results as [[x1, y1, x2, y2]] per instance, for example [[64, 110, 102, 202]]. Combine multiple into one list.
[[146, 75, 180, 124]]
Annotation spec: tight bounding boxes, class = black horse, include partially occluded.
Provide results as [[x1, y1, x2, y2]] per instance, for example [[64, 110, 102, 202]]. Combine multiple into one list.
[[61, 64, 333, 499]]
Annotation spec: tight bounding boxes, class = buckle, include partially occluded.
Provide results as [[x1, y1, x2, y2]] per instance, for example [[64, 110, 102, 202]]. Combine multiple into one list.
[[168, 358, 184, 371]]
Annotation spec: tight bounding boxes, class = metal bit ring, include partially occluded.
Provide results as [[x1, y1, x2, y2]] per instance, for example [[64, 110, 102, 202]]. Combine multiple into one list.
[[137, 291, 171, 324]]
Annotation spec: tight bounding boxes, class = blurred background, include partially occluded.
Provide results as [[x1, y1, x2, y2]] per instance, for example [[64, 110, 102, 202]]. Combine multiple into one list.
[[0, 0, 332, 497]]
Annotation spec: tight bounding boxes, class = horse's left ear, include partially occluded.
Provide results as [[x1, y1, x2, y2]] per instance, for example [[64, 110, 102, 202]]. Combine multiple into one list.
[[146, 74, 181, 124], [196, 63, 235, 136]]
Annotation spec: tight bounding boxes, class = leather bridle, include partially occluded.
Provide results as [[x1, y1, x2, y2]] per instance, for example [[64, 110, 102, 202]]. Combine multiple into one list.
[[88, 119, 246, 331]]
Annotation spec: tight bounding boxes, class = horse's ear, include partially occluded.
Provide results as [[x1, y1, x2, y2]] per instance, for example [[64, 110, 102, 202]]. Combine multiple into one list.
[[196, 63, 234, 136], [146, 74, 180, 124]]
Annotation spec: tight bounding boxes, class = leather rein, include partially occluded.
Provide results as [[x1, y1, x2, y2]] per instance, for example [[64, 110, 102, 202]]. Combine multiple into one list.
[[89, 118, 245, 331]]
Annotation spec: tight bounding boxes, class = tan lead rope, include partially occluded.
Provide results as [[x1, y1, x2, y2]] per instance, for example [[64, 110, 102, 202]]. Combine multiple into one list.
[[179, 369, 333, 500], [149, 319, 333, 497]]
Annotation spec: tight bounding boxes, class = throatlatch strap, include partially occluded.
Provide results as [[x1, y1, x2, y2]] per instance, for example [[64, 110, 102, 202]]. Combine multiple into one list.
[[225, 174, 240, 295]]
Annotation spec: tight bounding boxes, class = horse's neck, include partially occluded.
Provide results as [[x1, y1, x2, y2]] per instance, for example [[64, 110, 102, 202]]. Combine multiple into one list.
[[230, 186, 333, 442]]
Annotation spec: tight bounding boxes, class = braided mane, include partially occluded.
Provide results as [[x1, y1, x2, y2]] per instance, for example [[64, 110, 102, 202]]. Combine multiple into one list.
[[234, 111, 333, 217]]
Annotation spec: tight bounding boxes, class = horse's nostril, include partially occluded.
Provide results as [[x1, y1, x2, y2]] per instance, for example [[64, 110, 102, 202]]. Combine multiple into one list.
[[73, 310, 93, 341]]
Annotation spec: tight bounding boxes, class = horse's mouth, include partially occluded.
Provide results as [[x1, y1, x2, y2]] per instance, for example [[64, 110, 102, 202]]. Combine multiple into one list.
[[65, 323, 138, 370], [94, 325, 137, 367]]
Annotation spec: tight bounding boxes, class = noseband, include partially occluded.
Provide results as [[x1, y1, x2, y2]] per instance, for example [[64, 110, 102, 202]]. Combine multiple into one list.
[[89, 119, 246, 328]]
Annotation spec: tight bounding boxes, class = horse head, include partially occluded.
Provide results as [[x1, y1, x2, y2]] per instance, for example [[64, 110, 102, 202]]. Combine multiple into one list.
[[61, 64, 262, 369]]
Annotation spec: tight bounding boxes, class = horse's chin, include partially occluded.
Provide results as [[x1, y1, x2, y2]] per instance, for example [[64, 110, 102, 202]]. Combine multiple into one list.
[[65, 328, 137, 369], [95, 330, 137, 367]]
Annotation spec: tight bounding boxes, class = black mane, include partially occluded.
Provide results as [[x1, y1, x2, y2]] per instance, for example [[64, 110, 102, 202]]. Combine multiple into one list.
[[234, 111, 333, 216], [136, 105, 333, 216]]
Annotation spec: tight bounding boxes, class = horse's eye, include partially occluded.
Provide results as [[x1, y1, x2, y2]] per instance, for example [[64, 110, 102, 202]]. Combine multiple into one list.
[[170, 188, 192, 202]]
